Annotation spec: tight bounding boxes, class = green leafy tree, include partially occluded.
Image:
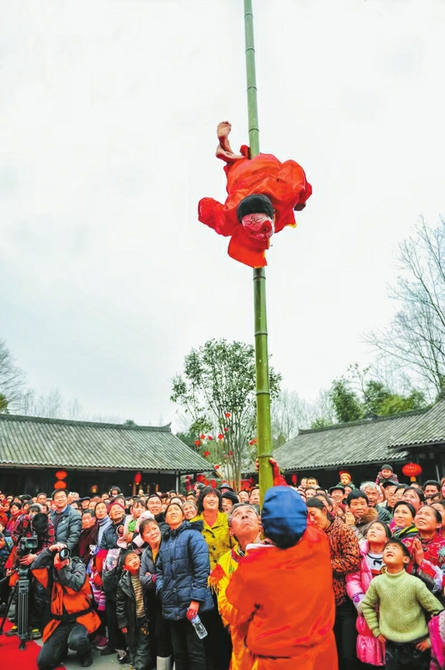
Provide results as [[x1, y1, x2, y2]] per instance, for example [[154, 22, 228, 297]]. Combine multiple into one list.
[[330, 378, 365, 423], [329, 364, 428, 424], [364, 380, 426, 416], [171, 339, 282, 487]]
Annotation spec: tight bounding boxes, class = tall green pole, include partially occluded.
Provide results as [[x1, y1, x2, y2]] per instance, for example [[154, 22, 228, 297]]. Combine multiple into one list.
[[243, 0, 273, 504]]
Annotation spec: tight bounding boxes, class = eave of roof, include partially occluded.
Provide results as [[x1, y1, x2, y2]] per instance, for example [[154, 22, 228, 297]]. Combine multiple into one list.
[[0, 413, 212, 472], [273, 398, 445, 471]]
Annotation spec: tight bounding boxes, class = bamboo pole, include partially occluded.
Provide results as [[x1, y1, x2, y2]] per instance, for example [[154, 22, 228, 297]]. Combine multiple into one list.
[[243, 0, 273, 504]]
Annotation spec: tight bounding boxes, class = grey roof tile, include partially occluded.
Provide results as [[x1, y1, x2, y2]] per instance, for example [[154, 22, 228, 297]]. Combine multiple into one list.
[[0, 414, 211, 472], [274, 399, 445, 471]]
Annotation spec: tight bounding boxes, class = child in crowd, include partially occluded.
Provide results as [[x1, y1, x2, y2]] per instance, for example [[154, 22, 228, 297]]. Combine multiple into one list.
[[375, 464, 399, 486], [116, 550, 152, 670], [362, 539, 443, 670]]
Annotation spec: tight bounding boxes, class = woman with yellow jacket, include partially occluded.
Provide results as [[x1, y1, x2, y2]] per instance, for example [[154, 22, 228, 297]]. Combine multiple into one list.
[[194, 486, 234, 670]]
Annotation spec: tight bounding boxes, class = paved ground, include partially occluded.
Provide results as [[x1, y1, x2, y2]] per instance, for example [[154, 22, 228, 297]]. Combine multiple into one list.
[[58, 647, 130, 670]]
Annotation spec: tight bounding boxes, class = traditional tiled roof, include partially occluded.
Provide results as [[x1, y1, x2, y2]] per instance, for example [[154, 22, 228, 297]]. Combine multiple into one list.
[[0, 414, 211, 473], [386, 398, 445, 448], [273, 398, 445, 472]]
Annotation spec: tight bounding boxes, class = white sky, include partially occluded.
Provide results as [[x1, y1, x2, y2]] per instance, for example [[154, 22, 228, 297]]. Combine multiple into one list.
[[1, 0, 444, 428]]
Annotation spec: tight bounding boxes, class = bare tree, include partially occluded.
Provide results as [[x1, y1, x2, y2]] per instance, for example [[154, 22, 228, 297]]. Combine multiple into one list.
[[365, 217, 445, 396], [0, 339, 26, 411], [271, 388, 335, 441]]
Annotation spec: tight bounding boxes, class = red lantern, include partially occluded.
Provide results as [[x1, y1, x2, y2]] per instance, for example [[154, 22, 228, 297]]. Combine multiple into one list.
[[402, 462, 422, 481], [54, 480, 67, 490], [134, 472, 142, 485], [210, 480, 217, 488], [55, 470, 68, 480], [291, 474, 297, 485]]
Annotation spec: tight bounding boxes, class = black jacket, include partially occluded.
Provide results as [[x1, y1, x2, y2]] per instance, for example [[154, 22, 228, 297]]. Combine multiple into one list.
[[116, 570, 148, 650]]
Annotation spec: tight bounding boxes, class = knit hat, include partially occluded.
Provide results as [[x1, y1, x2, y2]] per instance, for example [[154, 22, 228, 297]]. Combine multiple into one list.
[[381, 464, 393, 471], [221, 491, 239, 506], [261, 486, 307, 549], [237, 194, 275, 222], [107, 500, 125, 514]]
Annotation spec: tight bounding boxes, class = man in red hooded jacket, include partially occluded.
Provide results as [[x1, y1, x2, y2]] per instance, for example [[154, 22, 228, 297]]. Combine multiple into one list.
[[226, 485, 338, 670]]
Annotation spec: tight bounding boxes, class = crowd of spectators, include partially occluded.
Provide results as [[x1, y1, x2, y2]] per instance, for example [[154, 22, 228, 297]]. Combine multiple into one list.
[[0, 463, 444, 670]]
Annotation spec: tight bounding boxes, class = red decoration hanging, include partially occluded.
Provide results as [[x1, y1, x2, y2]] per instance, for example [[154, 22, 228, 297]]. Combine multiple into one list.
[[134, 472, 142, 485], [54, 480, 67, 490], [402, 463, 422, 478], [291, 474, 297, 484], [55, 470, 67, 480]]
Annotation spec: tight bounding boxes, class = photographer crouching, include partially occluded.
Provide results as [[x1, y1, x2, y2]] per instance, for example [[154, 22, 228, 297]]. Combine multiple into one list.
[[32, 543, 100, 669], [6, 503, 55, 640]]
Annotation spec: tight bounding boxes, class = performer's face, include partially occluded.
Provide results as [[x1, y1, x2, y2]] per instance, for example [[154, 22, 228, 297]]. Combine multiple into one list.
[[241, 213, 275, 242]]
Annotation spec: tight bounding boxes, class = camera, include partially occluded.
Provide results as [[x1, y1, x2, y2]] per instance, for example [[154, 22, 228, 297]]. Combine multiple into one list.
[[18, 535, 38, 557], [59, 547, 70, 561]]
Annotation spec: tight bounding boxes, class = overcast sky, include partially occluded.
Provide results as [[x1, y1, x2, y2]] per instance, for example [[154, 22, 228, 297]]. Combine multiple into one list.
[[1, 0, 444, 428]]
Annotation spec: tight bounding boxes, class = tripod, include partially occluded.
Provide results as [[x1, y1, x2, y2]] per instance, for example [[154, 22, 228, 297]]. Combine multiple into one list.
[[0, 565, 31, 650]]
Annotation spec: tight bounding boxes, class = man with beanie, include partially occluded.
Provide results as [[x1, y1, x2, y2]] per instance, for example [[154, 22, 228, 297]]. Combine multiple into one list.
[[226, 486, 337, 670], [221, 490, 239, 514]]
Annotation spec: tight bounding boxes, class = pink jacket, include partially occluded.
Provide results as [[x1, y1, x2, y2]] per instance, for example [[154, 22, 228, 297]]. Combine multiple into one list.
[[346, 540, 385, 666]]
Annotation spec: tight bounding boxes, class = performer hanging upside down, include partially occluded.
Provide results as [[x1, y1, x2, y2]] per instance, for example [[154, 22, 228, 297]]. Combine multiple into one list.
[[198, 121, 312, 268]]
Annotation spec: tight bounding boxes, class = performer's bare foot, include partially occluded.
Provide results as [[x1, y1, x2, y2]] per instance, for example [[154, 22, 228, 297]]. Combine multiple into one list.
[[216, 121, 245, 163]]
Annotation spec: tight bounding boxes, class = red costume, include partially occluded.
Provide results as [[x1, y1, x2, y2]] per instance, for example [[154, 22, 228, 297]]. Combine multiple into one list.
[[225, 483, 337, 670], [198, 142, 312, 268]]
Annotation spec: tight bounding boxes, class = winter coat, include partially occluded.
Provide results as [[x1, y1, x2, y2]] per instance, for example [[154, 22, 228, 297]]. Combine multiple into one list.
[[140, 545, 158, 593], [225, 523, 337, 670], [78, 523, 98, 565], [429, 609, 445, 670], [116, 570, 149, 653], [156, 520, 214, 621], [32, 548, 100, 642], [324, 517, 361, 606], [100, 521, 122, 550], [346, 539, 385, 666], [50, 505, 82, 551], [193, 511, 232, 570]]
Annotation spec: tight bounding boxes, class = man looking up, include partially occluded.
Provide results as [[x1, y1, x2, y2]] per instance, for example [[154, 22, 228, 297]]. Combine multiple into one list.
[[210, 503, 262, 670], [361, 482, 392, 523]]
